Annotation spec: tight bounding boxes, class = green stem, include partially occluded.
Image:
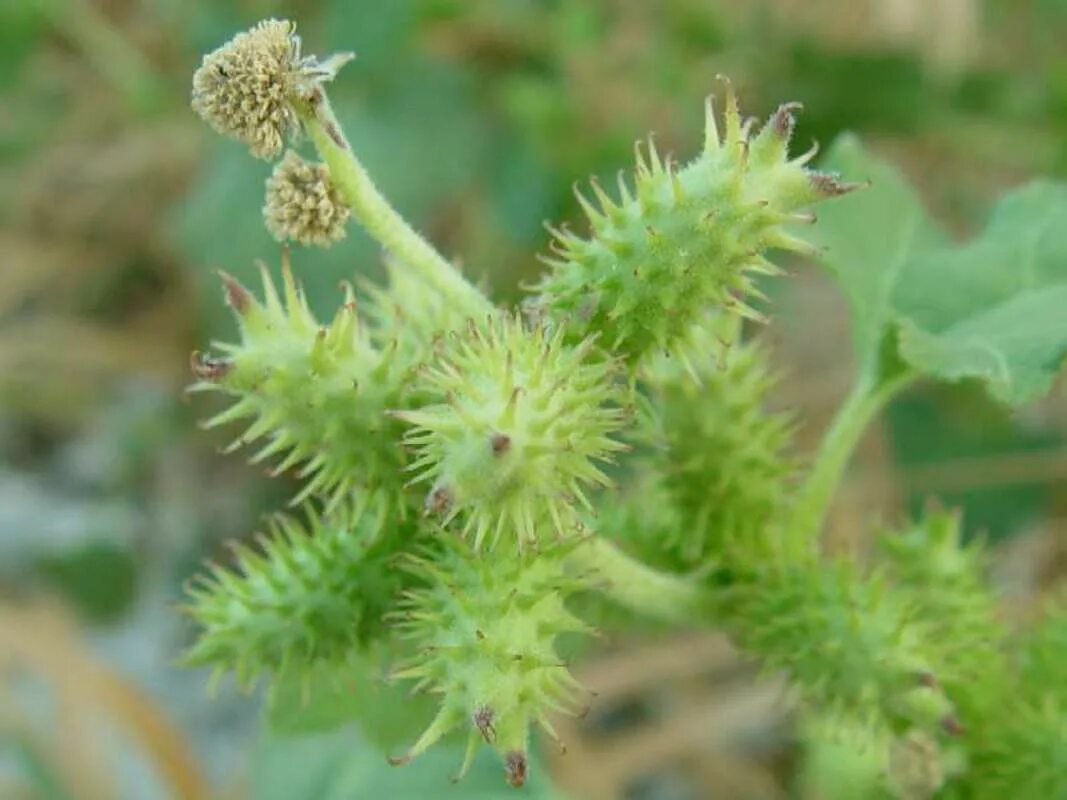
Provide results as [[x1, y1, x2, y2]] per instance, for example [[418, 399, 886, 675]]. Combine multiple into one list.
[[567, 537, 709, 624], [785, 367, 916, 551], [296, 92, 492, 318]]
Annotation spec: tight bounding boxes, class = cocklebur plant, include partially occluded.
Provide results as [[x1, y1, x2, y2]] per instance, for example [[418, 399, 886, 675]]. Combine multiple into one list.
[[184, 19, 1067, 795]]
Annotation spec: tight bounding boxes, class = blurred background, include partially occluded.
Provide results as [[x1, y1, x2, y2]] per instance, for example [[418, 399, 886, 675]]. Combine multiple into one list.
[[2, 0, 1066, 798]]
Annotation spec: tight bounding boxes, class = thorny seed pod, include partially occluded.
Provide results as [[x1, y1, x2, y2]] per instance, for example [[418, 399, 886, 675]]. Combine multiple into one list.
[[387, 537, 591, 785], [528, 79, 861, 365], [264, 150, 350, 246], [392, 313, 629, 549], [637, 316, 796, 567], [189, 254, 409, 513], [182, 496, 405, 690]]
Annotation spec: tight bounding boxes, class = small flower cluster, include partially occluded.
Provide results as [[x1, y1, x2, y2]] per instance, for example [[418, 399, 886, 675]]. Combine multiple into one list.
[[191, 19, 351, 245], [191, 19, 304, 160], [264, 150, 349, 245]]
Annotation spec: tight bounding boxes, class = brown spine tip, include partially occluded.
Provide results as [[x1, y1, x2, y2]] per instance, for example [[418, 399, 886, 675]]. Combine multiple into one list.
[[387, 753, 412, 767], [190, 351, 232, 381], [219, 271, 252, 315], [941, 715, 966, 737], [424, 483, 454, 518], [810, 172, 867, 197], [917, 671, 939, 689], [504, 751, 527, 788], [490, 433, 512, 457], [472, 705, 496, 742], [772, 101, 803, 139]]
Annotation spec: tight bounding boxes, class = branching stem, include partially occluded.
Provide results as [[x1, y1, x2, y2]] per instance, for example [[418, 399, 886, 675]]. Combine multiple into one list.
[[296, 91, 493, 318], [785, 366, 916, 553], [567, 536, 709, 624]]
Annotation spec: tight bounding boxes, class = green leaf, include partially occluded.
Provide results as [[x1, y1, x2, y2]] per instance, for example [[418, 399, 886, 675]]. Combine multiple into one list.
[[812, 136, 1067, 404], [267, 656, 437, 753], [806, 134, 945, 368], [893, 182, 1067, 404], [250, 727, 568, 800]]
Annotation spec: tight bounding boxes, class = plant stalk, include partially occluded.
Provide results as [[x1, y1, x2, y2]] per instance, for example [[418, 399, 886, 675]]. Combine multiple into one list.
[[296, 91, 493, 318], [785, 367, 915, 552], [567, 536, 709, 624]]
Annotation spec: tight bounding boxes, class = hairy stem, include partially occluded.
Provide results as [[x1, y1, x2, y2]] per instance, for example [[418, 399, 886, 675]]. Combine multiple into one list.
[[785, 367, 916, 552], [296, 91, 493, 318], [568, 536, 709, 623]]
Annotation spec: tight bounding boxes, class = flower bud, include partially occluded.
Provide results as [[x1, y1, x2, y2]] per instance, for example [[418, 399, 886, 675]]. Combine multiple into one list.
[[264, 150, 350, 246], [191, 19, 352, 160], [191, 20, 302, 159]]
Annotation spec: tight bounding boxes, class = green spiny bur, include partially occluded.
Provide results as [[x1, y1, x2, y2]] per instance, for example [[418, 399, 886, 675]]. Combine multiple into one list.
[[878, 510, 1008, 713], [723, 557, 957, 735], [387, 536, 591, 786], [393, 313, 629, 549], [183, 494, 408, 690], [190, 254, 410, 513], [1019, 592, 1067, 693], [529, 81, 858, 365], [966, 595, 1067, 799], [638, 316, 795, 567], [972, 701, 1067, 799]]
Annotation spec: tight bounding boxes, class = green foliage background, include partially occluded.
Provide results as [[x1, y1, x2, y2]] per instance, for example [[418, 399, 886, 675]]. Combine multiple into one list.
[[2, 0, 1067, 797]]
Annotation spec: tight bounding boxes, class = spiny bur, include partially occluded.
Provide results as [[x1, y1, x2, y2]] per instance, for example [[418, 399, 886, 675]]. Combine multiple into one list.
[[877, 510, 1007, 705], [362, 256, 473, 384], [387, 536, 591, 786], [638, 316, 795, 567], [392, 314, 629, 549], [968, 594, 1067, 799], [529, 80, 859, 365], [724, 557, 960, 736], [190, 254, 409, 513], [183, 495, 404, 691]]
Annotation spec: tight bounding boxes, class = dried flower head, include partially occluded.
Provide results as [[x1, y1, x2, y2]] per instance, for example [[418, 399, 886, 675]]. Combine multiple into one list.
[[192, 19, 353, 159], [263, 150, 350, 246]]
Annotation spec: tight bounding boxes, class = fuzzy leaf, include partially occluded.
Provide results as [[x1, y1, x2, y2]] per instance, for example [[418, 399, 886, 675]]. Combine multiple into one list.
[[267, 656, 437, 751], [251, 726, 567, 800], [893, 182, 1067, 404], [806, 134, 945, 367], [812, 136, 1067, 404]]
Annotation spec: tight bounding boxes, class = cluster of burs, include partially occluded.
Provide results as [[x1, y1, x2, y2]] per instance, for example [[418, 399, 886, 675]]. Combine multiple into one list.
[[185, 20, 1064, 796]]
